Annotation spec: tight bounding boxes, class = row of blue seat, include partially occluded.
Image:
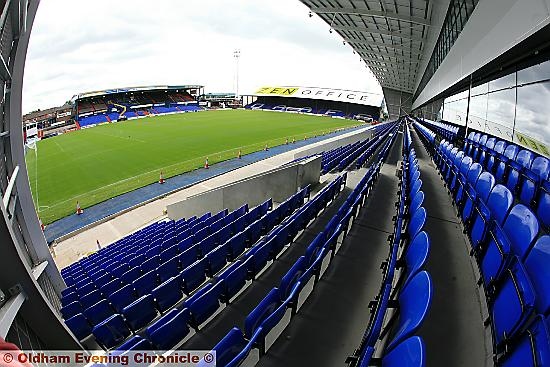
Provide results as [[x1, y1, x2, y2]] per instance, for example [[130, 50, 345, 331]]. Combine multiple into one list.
[[460, 130, 550, 229], [320, 123, 396, 174], [109, 174, 348, 357], [415, 117, 458, 141], [60, 204, 266, 323], [63, 192, 307, 347], [348, 123, 432, 367], [200, 122, 401, 366], [414, 122, 550, 366]]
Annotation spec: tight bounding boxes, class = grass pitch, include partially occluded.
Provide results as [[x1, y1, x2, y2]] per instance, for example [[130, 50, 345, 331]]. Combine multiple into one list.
[[26, 110, 361, 224]]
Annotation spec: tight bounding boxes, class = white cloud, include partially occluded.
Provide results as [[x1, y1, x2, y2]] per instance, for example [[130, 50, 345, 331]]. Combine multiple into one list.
[[23, 0, 382, 113]]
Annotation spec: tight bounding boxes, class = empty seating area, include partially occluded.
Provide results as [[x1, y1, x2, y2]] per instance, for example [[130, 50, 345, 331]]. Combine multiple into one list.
[[60, 179, 357, 351], [321, 123, 395, 173], [346, 124, 433, 366], [416, 118, 459, 141], [203, 122, 401, 366], [414, 119, 550, 366]]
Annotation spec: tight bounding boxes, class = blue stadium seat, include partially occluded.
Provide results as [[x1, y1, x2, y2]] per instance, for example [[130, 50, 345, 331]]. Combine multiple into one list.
[[108, 285, 138, 313], [524, 236, 550, 314], [209, 327, 253, 367], [179, 247, 198, 270], [122, 294, 158, 331], [244, 288, 281, 338], [456, 163, 482, 205], [249, 241, 272, 279], [519, 156, 550, 206], [385, 271, 433, 351], [115, 335, 153, 352], [505, 150, 534, 193], [407, 207, 426, 241], [382, 336, 425, 367], [177, 236, 195, 253], [206, 243, 229, 276], [158, 257, 180, 283], [227, 232, 246, 260], [133, 271, 159, 297], [219, 258, 251, 304], [503, 204, 539, 260], [152, 276, 183, 313], [84, 299, 114, 326], [61, 291, 79, 307], [65, 314, 92, 340], [462, 172, 495, 224], [92, 314, 131, 349], [145, 308, 190, 350], [491, 259, 536, 347], [536, 181, 550, 231], [181, 258, 207, 294], [280, 256, 306, 301], [187, 279, 224, 330], [121, 268, 142, 284], [487, 141, 507, 173], [495, 145, 520, 182], [159, 245, 179, 262], [61, 301, 83, 320], [500, 315, 550, 367], [247, 220, 263, 246], [400, 232, 430, 289], [198, 235, 217, 257], [469, 184, 513, 251]]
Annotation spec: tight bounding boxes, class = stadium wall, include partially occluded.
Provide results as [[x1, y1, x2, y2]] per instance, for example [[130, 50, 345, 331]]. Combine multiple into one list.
[[166, 156, 321, 220]]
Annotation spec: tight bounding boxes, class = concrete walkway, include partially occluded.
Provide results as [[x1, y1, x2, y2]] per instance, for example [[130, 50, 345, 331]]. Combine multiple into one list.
[[52, 125, 374, 269]]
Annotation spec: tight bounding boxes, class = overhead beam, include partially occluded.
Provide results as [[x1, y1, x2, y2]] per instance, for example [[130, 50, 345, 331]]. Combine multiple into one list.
[[361, 56, 420, 65], [348, 38, 424, 55], [360, 48, 422, 61], [334, 25, 426, 42], [311, 6, 431, 26]]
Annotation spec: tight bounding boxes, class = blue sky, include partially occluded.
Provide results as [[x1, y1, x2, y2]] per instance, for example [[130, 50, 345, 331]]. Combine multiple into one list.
[[22, 0, 382, 113]]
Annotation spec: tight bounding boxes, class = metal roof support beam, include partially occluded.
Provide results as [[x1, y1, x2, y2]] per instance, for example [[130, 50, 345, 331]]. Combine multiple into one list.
[[311, 7, 431, 26], [348, 39, 423, 55], [358, 51, 422, 63], [334, 25, 426, 42]]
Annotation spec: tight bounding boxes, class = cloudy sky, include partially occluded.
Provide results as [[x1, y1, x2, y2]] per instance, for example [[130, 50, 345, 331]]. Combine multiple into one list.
[[22, 0, 382, 114]]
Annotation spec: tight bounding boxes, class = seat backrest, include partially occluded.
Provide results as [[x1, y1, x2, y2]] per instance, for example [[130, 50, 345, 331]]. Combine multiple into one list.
[[211, 327, 247, 367], [473, 133, 481, 143], [478, 135, 488, 146], [494, 140, 507, 154], [532, 156, 550, 181], [386, 271, 433, 351], [502, 204, 539, 260], [382, 336, 425, 367], [410, 191, 425, 215], [474, 172, 496, 201], [459, 156, 473, 176], [492, 259, 536, 346], [244, 287, 281, 338], [466, 163, 483, 185], [536, 181, 550, 230], [516, 150, 534, 169], [524, 236, 550, 315], [504, 144, 520, 160], [501, 315, 550, 367], [486, 184, 514, 226], [109, 284, 137, 312], [280, 256, 306, 300], [403, 231, 430, 287], [408, 207, 427, 240], [482, 137, 495, 150]]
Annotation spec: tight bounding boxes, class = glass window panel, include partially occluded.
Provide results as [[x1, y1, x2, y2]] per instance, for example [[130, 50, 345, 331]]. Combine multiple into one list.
[[443, 98, 467, 126], [489, 72, 516, 92], [485, 88, 516, 141], [471, 82, 488, 96], [515, 81, 550, 155], [517, 59, 550, 85], [468, 94, 488, 132]]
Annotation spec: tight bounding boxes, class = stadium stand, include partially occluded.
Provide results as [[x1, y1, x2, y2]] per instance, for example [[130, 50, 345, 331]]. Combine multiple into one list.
[[60, 121, 404, 365], [413, 118, 550, 366], [76, 89, 201, 127], [346, 123, 432, 366]]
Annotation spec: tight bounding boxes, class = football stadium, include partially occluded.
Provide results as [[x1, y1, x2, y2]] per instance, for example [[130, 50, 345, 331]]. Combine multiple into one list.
[[2, 1, 550, 367]]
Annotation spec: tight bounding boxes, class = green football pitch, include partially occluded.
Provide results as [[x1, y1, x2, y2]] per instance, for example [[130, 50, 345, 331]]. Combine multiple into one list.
[[26, 109, 362, 224]]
